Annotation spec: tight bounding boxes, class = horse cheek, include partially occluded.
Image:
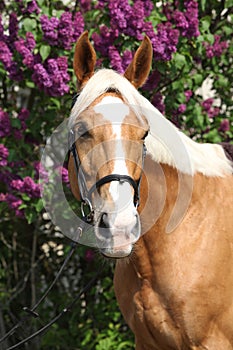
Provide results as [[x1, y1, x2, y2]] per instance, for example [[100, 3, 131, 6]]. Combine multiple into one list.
[[68, 156, 81, 201]]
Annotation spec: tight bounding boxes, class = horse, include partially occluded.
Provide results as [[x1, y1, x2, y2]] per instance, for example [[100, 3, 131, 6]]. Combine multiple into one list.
[[68, 31, 233, 349]]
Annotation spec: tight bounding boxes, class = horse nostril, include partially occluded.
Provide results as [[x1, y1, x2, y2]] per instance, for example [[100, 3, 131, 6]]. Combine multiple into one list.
[[99, 212, 109, 229]]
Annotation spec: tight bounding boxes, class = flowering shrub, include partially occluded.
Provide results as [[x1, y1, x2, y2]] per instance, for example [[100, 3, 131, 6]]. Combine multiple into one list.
[[0, 0, 232, 349]]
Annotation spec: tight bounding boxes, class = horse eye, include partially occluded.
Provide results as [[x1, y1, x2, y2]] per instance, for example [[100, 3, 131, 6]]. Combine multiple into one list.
[[76, 124, 90, 138], [142, 130, 149, 140]]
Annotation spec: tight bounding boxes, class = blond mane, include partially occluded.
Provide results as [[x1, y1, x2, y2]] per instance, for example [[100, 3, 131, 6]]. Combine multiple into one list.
[[69, 69, 232, 177]]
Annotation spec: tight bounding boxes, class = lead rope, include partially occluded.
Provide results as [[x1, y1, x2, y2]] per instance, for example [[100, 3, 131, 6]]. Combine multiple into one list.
[[1, 242, 105, 349]]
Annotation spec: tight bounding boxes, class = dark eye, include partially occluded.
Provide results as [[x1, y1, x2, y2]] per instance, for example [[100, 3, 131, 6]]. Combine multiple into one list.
[[75, 123, 90, 138], [142, 130, 149, 140]]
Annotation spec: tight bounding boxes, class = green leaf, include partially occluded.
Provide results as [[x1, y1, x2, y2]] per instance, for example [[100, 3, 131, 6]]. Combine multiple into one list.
[[39, 45, 51, 61], [35, 198, 44, 213], [200, 0, 206, 11], [22, 18, 37, 32], [11, 118, 21, 129], [25, 209, 36, 224], [200, 16, 211, 32], [173, 53, 186, 69]]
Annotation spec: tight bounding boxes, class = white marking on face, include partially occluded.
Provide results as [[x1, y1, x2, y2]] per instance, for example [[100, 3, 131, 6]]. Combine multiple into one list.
[[94, 96, 131, 203]]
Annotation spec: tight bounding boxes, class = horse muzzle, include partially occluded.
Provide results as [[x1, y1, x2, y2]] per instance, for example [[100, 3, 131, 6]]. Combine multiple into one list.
[[95, 209, 141, 258]]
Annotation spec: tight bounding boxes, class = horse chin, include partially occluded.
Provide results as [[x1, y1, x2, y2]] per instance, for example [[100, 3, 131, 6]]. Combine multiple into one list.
[[95, 216, 141, 259], [100, 244, 133, 259]]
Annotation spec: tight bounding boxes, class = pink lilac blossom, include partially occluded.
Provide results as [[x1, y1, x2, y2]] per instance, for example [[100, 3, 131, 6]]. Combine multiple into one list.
[[0, 144, 9, 166]]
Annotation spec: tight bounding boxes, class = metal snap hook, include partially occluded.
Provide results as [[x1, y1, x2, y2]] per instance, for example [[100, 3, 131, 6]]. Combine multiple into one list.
[[81, 198, 94, 222]]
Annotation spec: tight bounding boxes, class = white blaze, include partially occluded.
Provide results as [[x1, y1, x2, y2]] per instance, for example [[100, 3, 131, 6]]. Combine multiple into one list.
[[94, 96, 134, 207]]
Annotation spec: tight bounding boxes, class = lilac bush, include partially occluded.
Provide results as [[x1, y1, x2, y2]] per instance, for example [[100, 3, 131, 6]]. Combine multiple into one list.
[[0, 0, 232, 348]]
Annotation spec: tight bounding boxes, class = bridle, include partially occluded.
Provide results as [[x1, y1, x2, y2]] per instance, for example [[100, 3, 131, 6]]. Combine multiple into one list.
[[69, 126, 147, 223]]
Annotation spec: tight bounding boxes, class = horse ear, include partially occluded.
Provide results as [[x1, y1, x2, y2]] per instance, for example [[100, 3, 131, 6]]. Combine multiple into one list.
[[124, 35, 153, 88], [73, 31, 96, 88]]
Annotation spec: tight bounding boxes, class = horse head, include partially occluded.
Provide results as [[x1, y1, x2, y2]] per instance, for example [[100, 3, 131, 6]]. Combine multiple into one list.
[[68, 32, 153, 258]]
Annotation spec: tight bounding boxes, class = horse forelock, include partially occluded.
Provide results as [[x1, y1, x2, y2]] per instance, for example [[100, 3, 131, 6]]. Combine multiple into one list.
[[69, 68, 232, 178]]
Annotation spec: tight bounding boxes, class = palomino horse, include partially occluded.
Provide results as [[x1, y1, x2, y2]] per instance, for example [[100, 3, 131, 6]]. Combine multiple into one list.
[[68, 32, 233, 349]]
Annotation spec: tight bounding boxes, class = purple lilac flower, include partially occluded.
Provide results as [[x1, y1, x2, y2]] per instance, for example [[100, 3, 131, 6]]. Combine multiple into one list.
[[219, 119, 230, 132], [22, 176, 41, 198], [24, 0, 40, 14], [8, 61, 23, 81], [10, 179, 24, 191], [203, 35, 229, 59], [85, 249, 95, 262], [58, 12, 74, 50], [178, 104, 187, 114], [184, 0, 200, 38], [96, 0, 108, 9], [40, 15, 59, 46], [15, 37, 34, 68], [9, 13, 18, 45], [202, 98, 214, 112], [0, 144, 9, 166], [201, 98, 220, 118], [0, 109, 11, 137], [40, 12, 84, 49], [184, 90, 193, 102], [57, 166, 69, 184], [72, 12, 85, 42], [143, 70, 161, 91], [32, 63, 52, 90], [25, 32, 36, 51], [0, 42, 13, 69], [0, 193, 6, 201], [6, 194, 23, 210], [35, 162, 49, 183], [145, 22, 179, 61], [173, 10, 189, 32], [163, 0, 199, 39], [121, 50, 133, 70], [0, 15, 5, 41], [151, 92, 165, 114], [108, 46, 123, 73], [126, 0, 145, 40], [79, 0, 91, 13], [143, 0, 153, 17], [92, 25, 118, 56], [109, 0, 131, 30]]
